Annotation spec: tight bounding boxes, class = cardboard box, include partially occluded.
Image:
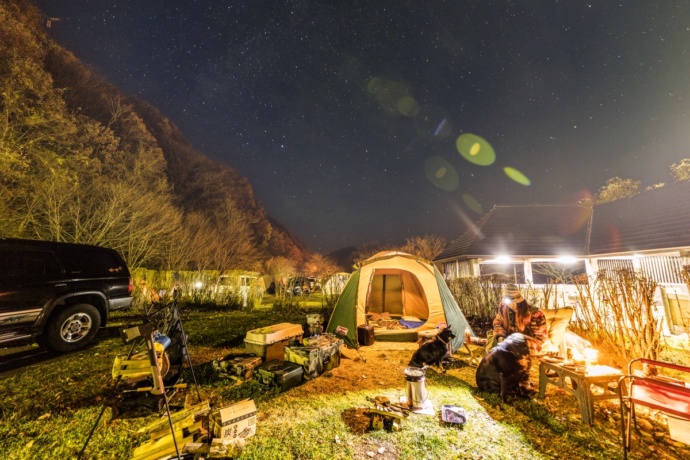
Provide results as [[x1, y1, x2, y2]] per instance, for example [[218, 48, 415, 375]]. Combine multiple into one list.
[[244, 323, 303, 361], [210, 400, 257, 444], [668, 414, 690, 444]]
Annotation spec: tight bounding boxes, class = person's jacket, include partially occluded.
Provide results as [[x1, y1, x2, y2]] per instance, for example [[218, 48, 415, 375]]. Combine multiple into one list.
[[492, 302, 547, 344]]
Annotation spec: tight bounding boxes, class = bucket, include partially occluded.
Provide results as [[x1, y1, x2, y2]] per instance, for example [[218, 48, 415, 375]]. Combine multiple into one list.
[[405, 367, 427, 409]]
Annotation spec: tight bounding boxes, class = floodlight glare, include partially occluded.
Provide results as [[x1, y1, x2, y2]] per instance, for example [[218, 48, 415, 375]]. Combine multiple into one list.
[[557, 256, 576, 264]]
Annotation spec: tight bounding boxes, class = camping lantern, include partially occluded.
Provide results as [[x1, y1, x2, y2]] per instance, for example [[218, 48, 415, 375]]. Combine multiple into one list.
[[404, 367, 427, 410], [584, 348, 599, 366]]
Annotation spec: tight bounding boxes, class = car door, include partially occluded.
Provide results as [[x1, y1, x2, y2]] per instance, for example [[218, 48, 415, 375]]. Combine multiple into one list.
[[0, 247, 67, 339]]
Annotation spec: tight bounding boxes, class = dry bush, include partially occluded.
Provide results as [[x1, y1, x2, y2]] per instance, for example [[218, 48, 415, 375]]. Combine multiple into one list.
[[131, 268, 261, 311], [571, 268, 662, 365], [447, 274, 506, 321]]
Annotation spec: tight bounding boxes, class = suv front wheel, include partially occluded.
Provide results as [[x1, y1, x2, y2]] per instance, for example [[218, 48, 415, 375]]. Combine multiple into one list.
[[41, 304, 102, 352]]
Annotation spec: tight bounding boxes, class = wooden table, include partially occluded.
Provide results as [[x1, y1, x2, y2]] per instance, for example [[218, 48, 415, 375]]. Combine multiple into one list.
[[538, 360, 622, 425]]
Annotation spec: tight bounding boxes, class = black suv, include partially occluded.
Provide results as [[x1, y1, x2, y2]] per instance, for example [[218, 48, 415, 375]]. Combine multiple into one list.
[[0, 238, 133, 352]]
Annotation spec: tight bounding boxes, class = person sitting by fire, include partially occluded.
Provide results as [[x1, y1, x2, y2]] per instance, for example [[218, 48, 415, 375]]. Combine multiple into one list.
[[489, 283, 594, 360], [488, 284, 547, 354]]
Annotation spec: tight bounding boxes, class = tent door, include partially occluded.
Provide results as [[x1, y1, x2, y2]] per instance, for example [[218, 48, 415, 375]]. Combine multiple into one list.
[[367, 273, 403, 316]]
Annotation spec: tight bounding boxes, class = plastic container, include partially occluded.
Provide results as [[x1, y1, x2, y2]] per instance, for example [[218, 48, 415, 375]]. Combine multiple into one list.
[[244, 323, 303, 362]]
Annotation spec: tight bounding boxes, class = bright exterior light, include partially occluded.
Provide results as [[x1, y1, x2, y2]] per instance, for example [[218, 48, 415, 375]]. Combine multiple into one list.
[[195, 281, 203, 289], [494, 255, 511, 263], [557, 256, 576, 264]]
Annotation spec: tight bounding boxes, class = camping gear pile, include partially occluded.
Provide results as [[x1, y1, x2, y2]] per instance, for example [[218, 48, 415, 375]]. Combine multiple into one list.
[[130, 401, 211, 460], [131, 319, 344, 458], [212, 354, 263, 382], [365, 396, 409, 431], [211, 321, 344, 393], [285, 333, 343, 380]]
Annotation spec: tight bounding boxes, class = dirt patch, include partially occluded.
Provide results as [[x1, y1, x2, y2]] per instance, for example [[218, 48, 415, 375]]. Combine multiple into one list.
[[341, 408, 371, 435]]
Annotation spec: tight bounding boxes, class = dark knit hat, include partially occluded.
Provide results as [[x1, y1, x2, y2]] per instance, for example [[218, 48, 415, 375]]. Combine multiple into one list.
[[502, 283, 524, 303]]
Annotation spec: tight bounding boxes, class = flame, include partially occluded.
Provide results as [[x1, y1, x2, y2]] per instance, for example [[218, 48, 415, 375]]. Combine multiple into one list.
[[584, 348, 599, 365]]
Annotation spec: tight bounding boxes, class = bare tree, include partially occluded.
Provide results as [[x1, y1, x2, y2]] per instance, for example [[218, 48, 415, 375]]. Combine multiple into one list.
[[265, 256, 297, 299], [671, 158, 690, 182], [594, 177, 641, 204], [303, 253, 339, 285], [398, 234, 447, 260], [208, 199, 260, 272]]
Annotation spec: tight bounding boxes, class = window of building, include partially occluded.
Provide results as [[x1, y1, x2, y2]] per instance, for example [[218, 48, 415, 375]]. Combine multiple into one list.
[[479, 263, 525, 283], [531, 261, 587, 284]]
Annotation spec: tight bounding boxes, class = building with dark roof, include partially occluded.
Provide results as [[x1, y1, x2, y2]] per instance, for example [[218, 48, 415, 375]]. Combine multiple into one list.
[[435, 181, 690, 331]]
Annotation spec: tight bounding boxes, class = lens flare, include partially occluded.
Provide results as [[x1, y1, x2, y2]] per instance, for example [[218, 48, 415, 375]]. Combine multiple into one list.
[[397, 96, 420, 117], [367, 77, 384, 94], [462, 194, 484, 214], [456, 134, 495, 166], [503, 166, 531, 186], [415, 105, 452, 139], [366, 77, 412, 116], [557, 205, 590, 234], [424, 156, 459, 191]]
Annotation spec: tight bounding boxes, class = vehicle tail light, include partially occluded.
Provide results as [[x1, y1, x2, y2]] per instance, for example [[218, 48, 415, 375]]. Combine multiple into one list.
[[128, 278, 133, 294]]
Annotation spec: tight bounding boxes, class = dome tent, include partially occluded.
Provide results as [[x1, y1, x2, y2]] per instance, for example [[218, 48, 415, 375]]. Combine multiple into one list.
[[325, 251, 472, 352]]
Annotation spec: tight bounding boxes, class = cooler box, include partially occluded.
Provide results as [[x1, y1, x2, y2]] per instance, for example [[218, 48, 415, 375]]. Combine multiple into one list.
[[244, 323, 304, 362], [210, 399, 257, 443], [357, 324, 375, 346], [255, 360, 303, 392], [285, 335, 343, 380]]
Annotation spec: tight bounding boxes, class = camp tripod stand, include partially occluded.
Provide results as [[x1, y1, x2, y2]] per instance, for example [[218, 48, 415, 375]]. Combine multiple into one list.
[[145, 287, 201, 402], [77, 320, 195, 460]]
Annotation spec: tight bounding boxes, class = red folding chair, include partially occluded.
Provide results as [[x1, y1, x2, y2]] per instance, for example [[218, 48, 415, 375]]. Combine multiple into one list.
[[618, 358, 690, 459]]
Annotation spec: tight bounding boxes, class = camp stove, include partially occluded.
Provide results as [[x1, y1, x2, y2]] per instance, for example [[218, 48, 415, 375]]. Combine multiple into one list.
[[404, 367, 428, 410]]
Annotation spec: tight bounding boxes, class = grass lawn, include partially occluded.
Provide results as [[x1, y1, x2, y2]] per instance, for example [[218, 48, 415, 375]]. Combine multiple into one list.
[[0, 298, 687, 459]]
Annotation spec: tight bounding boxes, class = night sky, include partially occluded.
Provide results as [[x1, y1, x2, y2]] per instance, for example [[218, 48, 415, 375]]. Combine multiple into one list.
[[35, 1, 690, 254]]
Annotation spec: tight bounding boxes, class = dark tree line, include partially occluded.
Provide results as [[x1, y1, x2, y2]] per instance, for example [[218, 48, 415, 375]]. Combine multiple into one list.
[[0, 1, 307, 272]]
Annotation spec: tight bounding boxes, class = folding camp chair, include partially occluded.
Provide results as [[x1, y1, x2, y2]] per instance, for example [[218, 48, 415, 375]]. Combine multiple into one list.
[[618, 358, 690, 459]]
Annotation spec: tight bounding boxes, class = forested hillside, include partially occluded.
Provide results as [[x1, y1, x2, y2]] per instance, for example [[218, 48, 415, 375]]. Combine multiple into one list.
[[0, 1, 307, 271]]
